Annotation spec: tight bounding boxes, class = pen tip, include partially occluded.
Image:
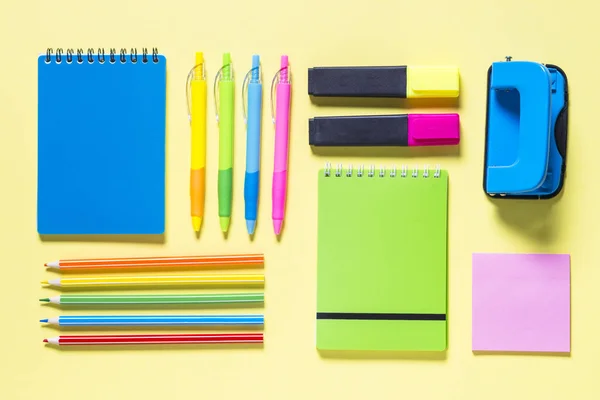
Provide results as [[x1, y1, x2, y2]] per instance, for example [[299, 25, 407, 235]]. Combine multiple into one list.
[[220, 217, 230, 233], [39, 298, 50, 302], [40, 319, 48, 323], [273, 220, 283, 235], [246, 220, 256, 235], [192, 217, 202, 232], [43, 339, 48, 343]]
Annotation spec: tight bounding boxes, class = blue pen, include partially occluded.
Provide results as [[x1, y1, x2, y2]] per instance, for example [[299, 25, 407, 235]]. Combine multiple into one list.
[[40, 314, 264, 327], [243, 55, 263, 235]]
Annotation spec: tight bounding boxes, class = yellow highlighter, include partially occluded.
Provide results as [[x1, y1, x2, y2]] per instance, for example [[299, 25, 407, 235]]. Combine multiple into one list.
[[307, 65, 459, 98], [405, 66, 459, 98], [187, 52, 207, 232]]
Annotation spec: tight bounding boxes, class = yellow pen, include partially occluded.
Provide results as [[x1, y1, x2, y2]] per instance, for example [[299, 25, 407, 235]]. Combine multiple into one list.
[[186, 52, 207, 232], [41, 274, 265, 289]]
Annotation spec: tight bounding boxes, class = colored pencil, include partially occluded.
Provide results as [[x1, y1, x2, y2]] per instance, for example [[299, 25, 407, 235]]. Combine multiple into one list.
[[45, 254, 264, 271], [40, 274, 264, 289], [40, 314, 264, 327], [39, 293, 264, 306], [43, 333, 264, 346]]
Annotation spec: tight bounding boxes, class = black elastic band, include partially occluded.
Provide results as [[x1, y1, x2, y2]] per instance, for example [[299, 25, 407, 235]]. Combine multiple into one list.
[[316, 312, 446, 321]]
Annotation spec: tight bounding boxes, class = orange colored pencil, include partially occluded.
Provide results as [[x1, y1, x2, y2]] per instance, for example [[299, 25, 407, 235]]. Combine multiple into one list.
[[45, 254, 264, 272]]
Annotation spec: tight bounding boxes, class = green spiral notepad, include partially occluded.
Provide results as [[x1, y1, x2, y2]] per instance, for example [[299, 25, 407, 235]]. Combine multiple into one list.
[[316, 164, 448, 351]]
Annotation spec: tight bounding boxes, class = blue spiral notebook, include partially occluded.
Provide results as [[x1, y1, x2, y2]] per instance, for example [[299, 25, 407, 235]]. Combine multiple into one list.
[[37, 48, 167, 235]]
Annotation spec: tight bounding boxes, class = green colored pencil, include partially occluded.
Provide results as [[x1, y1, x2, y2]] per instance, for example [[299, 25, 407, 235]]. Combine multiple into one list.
[[39, 293, 264, 306]]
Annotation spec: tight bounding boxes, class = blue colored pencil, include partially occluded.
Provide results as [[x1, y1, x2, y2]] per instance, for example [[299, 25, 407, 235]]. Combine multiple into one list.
[[40, 314, 264, 327]]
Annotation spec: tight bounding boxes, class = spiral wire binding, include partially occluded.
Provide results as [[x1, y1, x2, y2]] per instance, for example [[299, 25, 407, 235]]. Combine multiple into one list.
[[324, 163, 442, 178], [45, 48, 160, 64], [368, 165, 375, 177]]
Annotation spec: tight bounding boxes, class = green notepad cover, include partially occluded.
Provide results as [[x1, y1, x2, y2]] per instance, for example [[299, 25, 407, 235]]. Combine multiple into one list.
[[316, 168, 448, 351]]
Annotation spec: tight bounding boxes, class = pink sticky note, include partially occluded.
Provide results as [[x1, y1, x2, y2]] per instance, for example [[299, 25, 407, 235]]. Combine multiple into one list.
[[472, 253, 570, 353]]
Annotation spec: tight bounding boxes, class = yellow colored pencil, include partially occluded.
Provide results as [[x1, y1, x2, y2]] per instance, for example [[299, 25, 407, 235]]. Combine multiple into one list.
[[41, 274, 264, 289]]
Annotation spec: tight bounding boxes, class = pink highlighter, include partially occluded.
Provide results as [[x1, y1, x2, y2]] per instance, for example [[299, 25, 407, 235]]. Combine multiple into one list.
[[407, 114, 459, 146], [272, 55, 291, 235], [308, 113, 460, 147]]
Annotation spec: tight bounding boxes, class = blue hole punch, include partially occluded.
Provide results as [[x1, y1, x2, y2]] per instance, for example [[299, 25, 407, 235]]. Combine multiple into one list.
[[483, 57, 568, 199]]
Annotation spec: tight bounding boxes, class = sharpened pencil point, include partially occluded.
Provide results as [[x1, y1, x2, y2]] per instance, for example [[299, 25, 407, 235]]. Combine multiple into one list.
[[39, 298, 50, 302], [40, 280, 49, 285], [44, 263, 48, 266], [43, 339, 48, 343], [40, 319, 48, 323]]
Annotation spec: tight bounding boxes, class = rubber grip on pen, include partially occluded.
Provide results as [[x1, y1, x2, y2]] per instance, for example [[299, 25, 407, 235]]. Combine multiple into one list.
[[190, 168, 205, 217], [272, 171, 287, 220], [218, 168, 233, 217], [244, 171, 259, 220]]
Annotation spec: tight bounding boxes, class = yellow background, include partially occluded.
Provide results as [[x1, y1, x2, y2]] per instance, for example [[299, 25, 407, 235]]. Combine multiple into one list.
[[0, 0, 596, 398]]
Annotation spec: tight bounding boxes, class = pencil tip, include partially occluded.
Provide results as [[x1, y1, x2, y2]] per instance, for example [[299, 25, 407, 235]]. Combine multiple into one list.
[[43, 339, 48, 343], [40, 280, 48, 285], [39, 298, 50, 302], [44, 263, 48, 267], [40, 319, 48, 323]]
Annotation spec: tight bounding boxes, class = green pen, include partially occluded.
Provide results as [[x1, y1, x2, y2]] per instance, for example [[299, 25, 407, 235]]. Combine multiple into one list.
[[215, 53, 234, 232]]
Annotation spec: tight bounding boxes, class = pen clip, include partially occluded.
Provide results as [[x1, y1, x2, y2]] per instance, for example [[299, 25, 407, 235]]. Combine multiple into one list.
[[185, 62, 205, 124], [242, 65, 261, 124], [213, 63, 232, 123], [270, 66, 291, 125]]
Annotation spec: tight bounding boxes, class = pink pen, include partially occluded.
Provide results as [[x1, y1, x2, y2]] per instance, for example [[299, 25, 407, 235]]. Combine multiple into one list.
[[272, 55, 291, 235]]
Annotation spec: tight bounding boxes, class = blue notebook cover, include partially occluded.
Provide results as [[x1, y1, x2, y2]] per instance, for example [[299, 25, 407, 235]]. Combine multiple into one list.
[[37, 49, 166, 235]]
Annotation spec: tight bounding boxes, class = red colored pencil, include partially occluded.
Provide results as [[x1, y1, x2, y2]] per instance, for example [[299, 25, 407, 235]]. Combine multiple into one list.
[[43, 333, 264, 346], [44, 254, 264, 271]]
